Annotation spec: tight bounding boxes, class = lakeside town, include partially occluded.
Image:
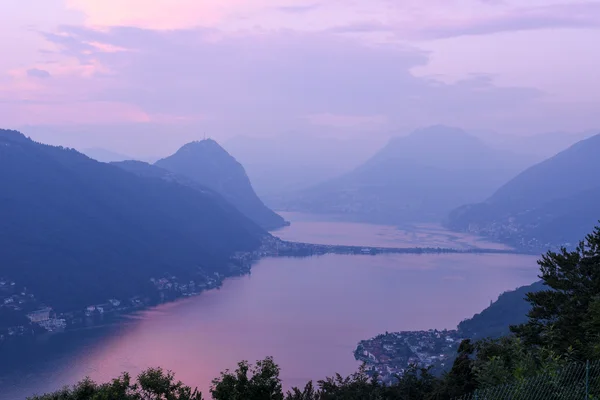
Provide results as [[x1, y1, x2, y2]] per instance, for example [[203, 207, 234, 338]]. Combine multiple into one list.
[[0, 270, 232, 342], [1, 236, 512, 342], [0, 259, 251, 342], [354, 330, 465, 383]]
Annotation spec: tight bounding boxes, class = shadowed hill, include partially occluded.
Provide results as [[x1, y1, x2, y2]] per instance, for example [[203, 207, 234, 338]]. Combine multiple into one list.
[[155, 139, 287, 230], [0, 130, 265, 311], [458, 281, 545, 339], [447, 133, 600, 249]]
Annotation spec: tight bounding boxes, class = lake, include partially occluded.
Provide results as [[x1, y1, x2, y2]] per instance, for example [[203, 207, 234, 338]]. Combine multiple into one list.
[[0, 214, 540, 399], [273, 212, 512, 250]]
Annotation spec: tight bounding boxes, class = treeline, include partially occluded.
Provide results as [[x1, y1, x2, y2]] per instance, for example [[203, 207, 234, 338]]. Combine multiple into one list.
[[31, 225, 600, 400]]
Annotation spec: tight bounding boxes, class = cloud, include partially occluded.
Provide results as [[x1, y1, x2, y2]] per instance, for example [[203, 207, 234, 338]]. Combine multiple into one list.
[[26, 68, 51, 79], [275, 4, 320, 13], [28, 25, 543, 133], [327, 1, 600, 39], [327, 21, 392, 34], [64, 0, 324, 29], [0, 24, 550, 134], [420, 1, 600, 39]]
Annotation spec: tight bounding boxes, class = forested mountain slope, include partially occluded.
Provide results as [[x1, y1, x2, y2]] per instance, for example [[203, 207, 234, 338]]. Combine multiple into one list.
[[0, 130, 265, 311]]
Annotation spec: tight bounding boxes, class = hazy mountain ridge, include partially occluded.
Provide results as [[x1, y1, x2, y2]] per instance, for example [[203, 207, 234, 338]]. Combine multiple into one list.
[[155, 139, 288, 230], [224, 133, 384, 197], [474, 130, 597, 162], [0, 130, 265, 311], [112, 160, 214, 195], [446, 133, 600, 250], [80, 147, 135, 163], [270, 126, 530, 224]]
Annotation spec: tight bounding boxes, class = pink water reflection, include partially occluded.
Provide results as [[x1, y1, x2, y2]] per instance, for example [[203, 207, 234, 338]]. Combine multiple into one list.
[[2, 217, 538, 399], [274, 212, 512, 250]]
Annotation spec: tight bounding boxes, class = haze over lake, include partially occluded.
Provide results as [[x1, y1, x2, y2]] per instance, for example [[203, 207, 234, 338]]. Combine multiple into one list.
[[274, 212, 512, 250], [0, 215, 538, 399]]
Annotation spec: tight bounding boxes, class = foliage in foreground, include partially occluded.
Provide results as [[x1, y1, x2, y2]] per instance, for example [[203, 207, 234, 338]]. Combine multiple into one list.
[[31, 224, 600, 400]]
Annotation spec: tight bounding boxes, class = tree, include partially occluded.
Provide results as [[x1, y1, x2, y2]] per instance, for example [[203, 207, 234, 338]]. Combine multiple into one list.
[[210, 357, 283, 400], [389, 364, 438, 400], [313, 366, 382, 400], [431, 340, 477, 399], [471, 336, 563, 390], [285, 381, 318, 400], [512, 224, 600, 360], [28, 369, 203, 400], [136, 367, 203, 400]]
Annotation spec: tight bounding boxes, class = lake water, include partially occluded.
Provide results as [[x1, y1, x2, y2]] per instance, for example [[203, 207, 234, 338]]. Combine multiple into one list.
[[0, 214, 540, 399], [273, 212, 512, 250]]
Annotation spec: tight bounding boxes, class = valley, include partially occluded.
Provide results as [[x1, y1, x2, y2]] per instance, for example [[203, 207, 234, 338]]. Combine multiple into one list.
[[0, 214, 539, 399]]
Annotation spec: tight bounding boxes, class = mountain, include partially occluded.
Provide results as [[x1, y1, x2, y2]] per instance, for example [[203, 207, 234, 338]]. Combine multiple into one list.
[[112, 160, 231, 203], [224, 133, 383, 197], [81, 147, 161, 164], [446, 133, 600, 250], [458, 281, 545, 339], [0, 130, 265, 311], [270, 126, 530, 224], [474, 130, 596, 162], [155, 139, 288, 230], [80, 147, 134, 163]]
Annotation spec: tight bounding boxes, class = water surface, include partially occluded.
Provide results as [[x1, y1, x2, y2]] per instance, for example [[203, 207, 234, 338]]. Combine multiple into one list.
[[275, 212, 512, 250], [0, 216, 538, 399]]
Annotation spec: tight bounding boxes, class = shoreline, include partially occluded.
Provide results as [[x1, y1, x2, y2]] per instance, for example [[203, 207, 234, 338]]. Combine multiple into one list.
[[1, 236, 532, 344]]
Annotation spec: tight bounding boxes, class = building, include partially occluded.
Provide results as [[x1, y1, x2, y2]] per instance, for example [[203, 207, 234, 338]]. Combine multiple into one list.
[[108, 299, 121, 307], [27, 307, 52, 323]]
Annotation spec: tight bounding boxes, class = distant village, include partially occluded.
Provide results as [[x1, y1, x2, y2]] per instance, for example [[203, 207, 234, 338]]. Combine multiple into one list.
[[0, 269, 235, 342], [355, 330, 464, 383], [0, 237, 294, 342], [0, 246, 262, 342], [461, 221, 572, 252]]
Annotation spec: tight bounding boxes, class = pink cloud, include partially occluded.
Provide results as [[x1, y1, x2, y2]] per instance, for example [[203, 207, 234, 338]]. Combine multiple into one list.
[[65, 0, 321, 29], [0, 100, 151, 126], [328, 1, 600, 39]]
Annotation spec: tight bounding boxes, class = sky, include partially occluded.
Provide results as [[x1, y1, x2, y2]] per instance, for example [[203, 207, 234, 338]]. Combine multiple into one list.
[[0, 0, 599, 157]]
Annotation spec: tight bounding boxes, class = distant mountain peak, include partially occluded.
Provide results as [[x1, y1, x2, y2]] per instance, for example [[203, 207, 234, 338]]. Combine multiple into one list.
[[274, 125, 527, 224], [412, 125, 469, 136], [371, 125, 515, 171], [156, 139, 287, 230], [181, 138, 222, 149], [172, 139, 234, 160], [408, 125, 482, 144], [0, 130, 265, 311]]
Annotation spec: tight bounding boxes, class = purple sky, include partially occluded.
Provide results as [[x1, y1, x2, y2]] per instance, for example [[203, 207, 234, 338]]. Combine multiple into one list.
[[1, 0, 598, 156]]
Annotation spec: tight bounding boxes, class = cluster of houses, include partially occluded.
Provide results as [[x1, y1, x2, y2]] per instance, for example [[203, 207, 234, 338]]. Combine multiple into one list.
[[1, 279, 30, 310], [355, 329, 464, 383], [151, 272, 224, 296], [26, 307, 66, 332], [81, 273, 229, 319], [0, 277, 68, 339], [84, 298, 123, 317], [464, 221, 572, 252], [1, 243, 268, 343], [1, 268, 235, 342]]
